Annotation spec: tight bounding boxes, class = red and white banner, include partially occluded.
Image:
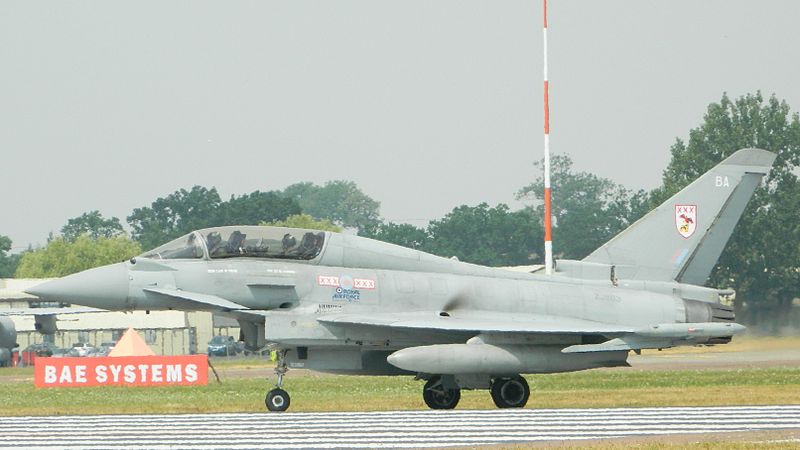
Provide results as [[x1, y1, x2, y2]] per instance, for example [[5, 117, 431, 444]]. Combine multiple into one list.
[[34, 355, 208, 388]]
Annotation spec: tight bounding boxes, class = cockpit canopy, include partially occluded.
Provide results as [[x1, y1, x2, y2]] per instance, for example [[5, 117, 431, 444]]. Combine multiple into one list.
[[140, 226, 327, 261]]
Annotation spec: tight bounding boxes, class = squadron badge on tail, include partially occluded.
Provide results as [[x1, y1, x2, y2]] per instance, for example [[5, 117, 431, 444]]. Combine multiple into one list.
[[675, 204, 697, 238]]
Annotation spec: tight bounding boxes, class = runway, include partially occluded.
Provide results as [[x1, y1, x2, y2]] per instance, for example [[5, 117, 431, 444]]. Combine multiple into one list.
[[1, 405, 799, 449]]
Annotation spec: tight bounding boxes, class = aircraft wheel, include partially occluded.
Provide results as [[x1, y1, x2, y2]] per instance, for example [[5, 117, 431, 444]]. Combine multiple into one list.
[[265, 388, 291, 412], [490, 375, 530, 408], [422, 375, 461, 409]]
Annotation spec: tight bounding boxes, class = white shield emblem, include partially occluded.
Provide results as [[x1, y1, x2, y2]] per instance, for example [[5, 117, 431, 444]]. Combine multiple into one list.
[[675, 205, 697, 238]]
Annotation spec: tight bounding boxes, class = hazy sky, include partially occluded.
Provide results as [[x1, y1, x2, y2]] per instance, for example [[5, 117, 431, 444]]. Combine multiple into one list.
[[2, 1, 799, 251]]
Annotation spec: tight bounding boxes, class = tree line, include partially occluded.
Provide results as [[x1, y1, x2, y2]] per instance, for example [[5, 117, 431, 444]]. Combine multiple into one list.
[[1, 92, 798, 327]]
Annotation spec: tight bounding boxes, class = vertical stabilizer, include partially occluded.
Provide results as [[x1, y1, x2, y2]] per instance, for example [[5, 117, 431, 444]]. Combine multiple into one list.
[[583, 148, 776, 284]]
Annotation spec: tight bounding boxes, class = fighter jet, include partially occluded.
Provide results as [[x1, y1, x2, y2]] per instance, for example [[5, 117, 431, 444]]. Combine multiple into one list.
[[27, 148, 774, 411], [0, 316, 17, 366]]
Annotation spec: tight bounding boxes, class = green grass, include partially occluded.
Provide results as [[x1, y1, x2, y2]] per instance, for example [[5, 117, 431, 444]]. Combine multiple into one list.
[[1, 366, 799, 415]]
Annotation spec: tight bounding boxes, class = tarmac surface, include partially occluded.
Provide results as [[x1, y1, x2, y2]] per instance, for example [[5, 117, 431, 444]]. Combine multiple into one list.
[[1, 405, 799, 449], [628, 346, 800, 370]]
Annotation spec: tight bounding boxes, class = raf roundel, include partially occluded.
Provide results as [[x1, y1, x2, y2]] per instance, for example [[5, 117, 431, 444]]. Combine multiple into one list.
[[338, 275, 354, 290]]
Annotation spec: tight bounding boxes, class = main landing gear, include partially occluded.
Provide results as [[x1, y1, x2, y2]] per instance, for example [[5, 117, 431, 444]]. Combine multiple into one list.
[[420, 374, 530, 410], [265, 350, 290, 412], [422, 375, 461, 409], [490, 375, 530, 408]]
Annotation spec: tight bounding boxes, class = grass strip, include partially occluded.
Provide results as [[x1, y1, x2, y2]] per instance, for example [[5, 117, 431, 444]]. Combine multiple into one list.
[[0, 366, 798, 415]]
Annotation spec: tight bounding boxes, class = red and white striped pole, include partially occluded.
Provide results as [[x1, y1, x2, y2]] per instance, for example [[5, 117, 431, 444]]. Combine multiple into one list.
[[543, 0, 553, 275]]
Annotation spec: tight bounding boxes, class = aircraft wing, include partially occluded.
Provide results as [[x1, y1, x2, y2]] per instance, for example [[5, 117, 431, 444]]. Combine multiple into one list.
[[141, 288, 271, 322], [0, 307, 105, 316], [1, 306, 108, 336], [143, 287, 250, 312], [561, 322, 745, 353], [317, 310, 636, 334], [318, 311, 745, 352]]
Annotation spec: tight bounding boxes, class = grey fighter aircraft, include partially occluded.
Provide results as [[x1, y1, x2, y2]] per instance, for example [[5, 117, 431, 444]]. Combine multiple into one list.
[[0, 315, 17, 366], [27, 148, 774, 411]]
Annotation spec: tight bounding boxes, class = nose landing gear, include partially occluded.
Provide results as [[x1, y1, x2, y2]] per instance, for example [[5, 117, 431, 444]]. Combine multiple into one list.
[[266, 388, 290, 412], [265, 350, 291, 412]]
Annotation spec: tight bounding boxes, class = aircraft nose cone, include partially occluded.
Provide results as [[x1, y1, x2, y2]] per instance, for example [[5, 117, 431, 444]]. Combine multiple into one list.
[[24, 263, 129, 310]]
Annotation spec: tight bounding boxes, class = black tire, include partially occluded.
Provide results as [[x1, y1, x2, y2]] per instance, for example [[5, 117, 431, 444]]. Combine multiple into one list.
[[265, 388, 291, 412], [490, 376, 530, 408], [422, 375, 461, 410]]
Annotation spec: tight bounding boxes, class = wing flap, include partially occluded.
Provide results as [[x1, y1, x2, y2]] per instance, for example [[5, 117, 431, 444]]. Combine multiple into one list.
[[562, 321, 746, 353]]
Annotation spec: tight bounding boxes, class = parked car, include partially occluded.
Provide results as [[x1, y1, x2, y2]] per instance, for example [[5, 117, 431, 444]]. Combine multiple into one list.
[[234, 340, 247, 355], [24, 342, 58, 357], [97, 341, 116, 356], [67, 342, 97, 357], [207, 335, 239, 356]]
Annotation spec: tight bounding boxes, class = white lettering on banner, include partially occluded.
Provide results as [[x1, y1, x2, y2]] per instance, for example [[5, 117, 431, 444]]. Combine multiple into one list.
[[35, 356, 209, 387], [186, 364, 198, 382], [110, 365, 122, 382], [124, 365, 136, 383], [59, 366, 72, 384], [75, 366, 87, 384], [95, 366, 108, 383], [152, 364, 163, 383], [43, 363, 203, 384], [166, 365, 182, 382], [44, 366, 56, 384]]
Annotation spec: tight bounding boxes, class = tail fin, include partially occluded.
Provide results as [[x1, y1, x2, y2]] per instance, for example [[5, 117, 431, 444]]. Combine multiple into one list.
[[583, 148, 776, 284]]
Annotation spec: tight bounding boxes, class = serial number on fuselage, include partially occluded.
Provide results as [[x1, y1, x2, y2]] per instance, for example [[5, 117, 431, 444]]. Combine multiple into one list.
[[594, 293, 622, 302], [315, 303, 344, 314]]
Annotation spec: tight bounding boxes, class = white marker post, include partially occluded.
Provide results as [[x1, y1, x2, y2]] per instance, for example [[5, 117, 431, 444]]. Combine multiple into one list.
[[543, 0, 553, 274]]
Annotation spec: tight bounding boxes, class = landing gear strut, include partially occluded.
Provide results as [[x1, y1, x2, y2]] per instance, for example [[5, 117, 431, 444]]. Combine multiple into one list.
[[265, 350, 290, 412], [422, 375, 461, 409], [490, 375, 530, 408]]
